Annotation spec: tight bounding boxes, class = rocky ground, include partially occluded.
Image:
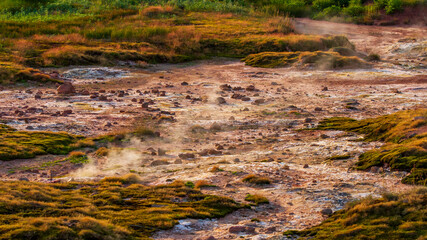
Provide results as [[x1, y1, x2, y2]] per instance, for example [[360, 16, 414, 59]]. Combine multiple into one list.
[[0, 20, 426, 239]]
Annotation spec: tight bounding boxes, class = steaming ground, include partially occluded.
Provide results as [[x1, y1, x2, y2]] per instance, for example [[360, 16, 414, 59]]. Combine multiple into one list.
[[0, 20, 426, 239]]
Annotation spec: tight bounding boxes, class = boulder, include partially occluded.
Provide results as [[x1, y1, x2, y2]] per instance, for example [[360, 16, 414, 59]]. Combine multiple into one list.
[[57, 82, 76, 94]]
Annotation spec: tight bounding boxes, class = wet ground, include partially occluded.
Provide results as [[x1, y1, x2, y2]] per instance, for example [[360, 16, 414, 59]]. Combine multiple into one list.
[[0, 19, 426, 240]]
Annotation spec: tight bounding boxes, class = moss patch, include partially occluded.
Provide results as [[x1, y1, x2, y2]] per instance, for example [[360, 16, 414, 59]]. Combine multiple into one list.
[[316, 108, 427, 185], [0, 61, 60, 84], [243, 50, 370, 69], [0, 124, 83, 160], [285, 188, 427, 240], [0, 177, 242, 239]]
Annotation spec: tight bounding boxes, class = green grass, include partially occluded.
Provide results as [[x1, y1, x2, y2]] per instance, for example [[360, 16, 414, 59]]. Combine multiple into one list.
[[315, 108, 427, 185], [0, 124, 85, 160], [0, 176, 243, 239], [243, 50, 370, 69], [284, 188, 427, 239]]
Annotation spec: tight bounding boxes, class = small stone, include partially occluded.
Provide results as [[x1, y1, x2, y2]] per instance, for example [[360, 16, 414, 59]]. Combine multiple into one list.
[[321, 208, 333, 215], [303, 164, 309, 168], [216, 97, 226, 105], [57, 82, 76, 94], [179, 153, 195, 160]]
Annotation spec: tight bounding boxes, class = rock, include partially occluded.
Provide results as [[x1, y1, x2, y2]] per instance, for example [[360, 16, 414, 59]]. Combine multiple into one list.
[[320, 134, 329, 139], [174, 159, 182, 164], [271, 82, 278, 85], [99, 95, 108, 101], [181, 81, 189, 86], [34, 94, 42, 100], [205, 236, 217, 240], [304, 118, 313, 123], [105, 122, 112, 127], [150, 160, 169, 166], [220, 84, 232, 91], [265, 226, 277, 233], [253, 98, 265, 105], [321, 208, 333, 215], [179, 153, 195, 160], [390, 88, 401, 94], [241, 97, 251, 101], [233, 158, 240, 163], [303, 164, 309, 168], [158, 148, 166, 156], [63, 110, 73, 115], [370, 166, 380, 173], [57, 82, 76, 94], [19, 177, 29, 181], [229, 226, 256, 234], [321, 87, 328, 91], [246, 85, 256, 91], [26, 126, 34, 130], [216, 97, 226, 105], [314, 107, 322, 111]]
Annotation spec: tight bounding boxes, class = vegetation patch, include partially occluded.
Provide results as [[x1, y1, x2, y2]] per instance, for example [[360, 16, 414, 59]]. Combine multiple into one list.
[[0, 124, 84, 160], [0, 61, 59, 84], [242, 174, 272, 185], [284, 188, 427, 239], [245, 194, 269, 204], [315, 108, 427, 185], [0, 177, 242, 239], [243, 51, 370, 69]]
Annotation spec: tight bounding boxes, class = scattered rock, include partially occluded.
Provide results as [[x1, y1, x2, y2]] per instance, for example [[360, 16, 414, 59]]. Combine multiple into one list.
[[321, 208, 333, 215], [57, 82, 76, 94], [179, 153, 195, 160], [216, 97, 226, 105], [229, 226, 256, 234]]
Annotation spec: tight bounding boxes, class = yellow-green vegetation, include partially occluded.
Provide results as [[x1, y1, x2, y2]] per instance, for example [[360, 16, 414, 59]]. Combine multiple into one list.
[[0, 176, 242, 239], [316, 108, 427, 185], [243, 51, 370, 69], [0, 61, 59, 84], [242, 174, 272, 185], [245, 194, 269, 204], [0, 124, 84, 160], [66, 151, 89, 164], [0, 1, 358, 85], [284, 188, 427, 239]]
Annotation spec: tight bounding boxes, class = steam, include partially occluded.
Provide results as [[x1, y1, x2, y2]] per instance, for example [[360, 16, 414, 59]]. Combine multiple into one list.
[[72, 138, 146, 178]]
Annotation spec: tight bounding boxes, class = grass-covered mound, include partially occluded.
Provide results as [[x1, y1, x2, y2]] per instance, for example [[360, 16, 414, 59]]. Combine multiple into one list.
[[0, 124, 86, 160], [0, 176, 242, 239], [243, 51, 370, 69], [316, 108, 427, 185], [284, 188, 427, 239], [0, 61, 60, 84]]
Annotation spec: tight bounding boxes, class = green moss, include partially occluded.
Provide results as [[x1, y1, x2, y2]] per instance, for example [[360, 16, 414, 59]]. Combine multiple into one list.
[[242, 174, 272, 185], [0, 124, 84, 160], [0, 178, 242, 239], [0, 61, 60, 84], [315, 108, 427, 185], [245, 194, 269, 204], [286, 188, 427, 239], [243, 51, 370, 69]]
